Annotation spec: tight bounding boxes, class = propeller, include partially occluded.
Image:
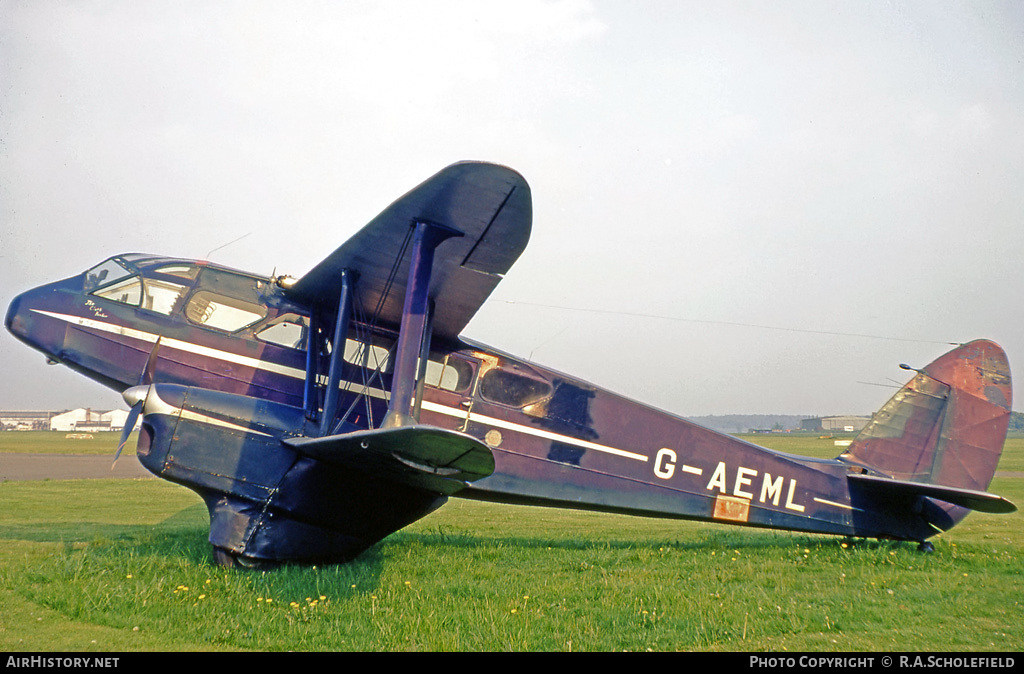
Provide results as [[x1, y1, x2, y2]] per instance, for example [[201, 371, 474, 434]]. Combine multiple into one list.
[[113, 386, 148, 466], [112, 340, 160, 468]]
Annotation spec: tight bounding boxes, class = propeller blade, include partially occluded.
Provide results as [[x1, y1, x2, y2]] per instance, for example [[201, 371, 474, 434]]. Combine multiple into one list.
[[140, 339, 160, 386], [112, 385, 150, 468]]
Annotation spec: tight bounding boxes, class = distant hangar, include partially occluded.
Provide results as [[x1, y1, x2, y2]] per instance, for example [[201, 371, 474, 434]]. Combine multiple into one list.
[[800, 416, 871, 432], [1, 408, 133, 432]]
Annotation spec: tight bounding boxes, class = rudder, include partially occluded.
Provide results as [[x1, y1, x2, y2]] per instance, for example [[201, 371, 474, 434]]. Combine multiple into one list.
[[840, 339, 1012, 493]]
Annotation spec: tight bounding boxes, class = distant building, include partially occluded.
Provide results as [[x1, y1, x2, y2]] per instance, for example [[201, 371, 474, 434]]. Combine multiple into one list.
[[801, 418, 823, 431], [800, 416, 870, 433], [0, 410, 64, 431], [49, 408, 132, 432]]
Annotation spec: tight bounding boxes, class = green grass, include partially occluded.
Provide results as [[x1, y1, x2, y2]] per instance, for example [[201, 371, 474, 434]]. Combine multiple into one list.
[[0, 431, 136, 456], [0, 433, 1020, 651]]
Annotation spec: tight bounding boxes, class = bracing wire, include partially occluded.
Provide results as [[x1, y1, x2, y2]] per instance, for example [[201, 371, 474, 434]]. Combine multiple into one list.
[[331, 229, 411, 433], [498, 301, 960, 347]]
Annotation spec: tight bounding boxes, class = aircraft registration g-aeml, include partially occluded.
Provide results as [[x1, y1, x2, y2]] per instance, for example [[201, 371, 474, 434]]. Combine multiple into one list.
[[5, 162, 1016, 566]]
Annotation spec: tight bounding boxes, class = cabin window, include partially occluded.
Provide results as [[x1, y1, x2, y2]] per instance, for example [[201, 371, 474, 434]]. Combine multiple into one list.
[[185, 291, 266, 332], [142, 279, 188, 316], [335, 337, 472, 392], [153, 264, 199, 281], [92, 276, 142, 306], [84, 260, 133, 293], [479, 368, 552, 408], [424, 356, 475, 392], [256, 314, 309, 350], [195, 267, 263, 305], [343, 338, 393, 373]]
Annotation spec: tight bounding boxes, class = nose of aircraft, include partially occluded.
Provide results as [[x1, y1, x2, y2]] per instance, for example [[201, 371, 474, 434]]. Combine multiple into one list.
[[5, 284, 68, 362], [6, 290, 29, 341]]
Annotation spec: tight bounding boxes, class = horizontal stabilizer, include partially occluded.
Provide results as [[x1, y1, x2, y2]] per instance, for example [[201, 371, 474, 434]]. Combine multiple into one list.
[[284, 425, 495, 496], [848, 473, 1017, 514]]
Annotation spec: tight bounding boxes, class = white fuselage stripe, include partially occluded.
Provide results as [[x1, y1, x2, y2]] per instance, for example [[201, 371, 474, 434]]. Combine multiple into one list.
[[36, 310, 649, 463], [813, 497, 857, 511], [33, 310, 306, 380], [420, 400, 649, 462]]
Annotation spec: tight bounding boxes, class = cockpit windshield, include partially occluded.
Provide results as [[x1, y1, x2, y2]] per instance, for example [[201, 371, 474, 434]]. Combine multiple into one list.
[[83, 259, 133, 293]]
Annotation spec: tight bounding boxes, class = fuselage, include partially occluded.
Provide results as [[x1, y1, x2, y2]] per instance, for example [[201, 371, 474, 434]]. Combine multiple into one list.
[[5, 254, 942, 546]]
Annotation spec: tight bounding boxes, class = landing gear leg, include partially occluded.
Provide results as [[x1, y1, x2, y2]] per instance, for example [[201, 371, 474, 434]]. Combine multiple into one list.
[[917, 541, 935, 553]]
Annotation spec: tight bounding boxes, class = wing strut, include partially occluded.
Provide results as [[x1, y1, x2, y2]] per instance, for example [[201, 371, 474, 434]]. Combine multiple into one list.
[[303, 312, 321, 422], [319, 269, 354, 436], [381, 221, 461, 429], [302, 270, 355, 434]]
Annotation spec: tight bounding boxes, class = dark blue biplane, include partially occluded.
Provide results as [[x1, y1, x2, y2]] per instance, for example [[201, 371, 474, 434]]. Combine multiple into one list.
[[6, 162, 1015, 565]]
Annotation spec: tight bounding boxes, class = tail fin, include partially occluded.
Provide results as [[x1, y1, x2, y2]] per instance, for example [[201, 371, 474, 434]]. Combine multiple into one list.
[[840, 340, 1014, 527], [839, 342, 1015, 528]]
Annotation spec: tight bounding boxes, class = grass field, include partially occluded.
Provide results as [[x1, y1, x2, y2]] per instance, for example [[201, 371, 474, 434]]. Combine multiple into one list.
[[0, 431, 135, 456], [0, 432, 1021, 652]]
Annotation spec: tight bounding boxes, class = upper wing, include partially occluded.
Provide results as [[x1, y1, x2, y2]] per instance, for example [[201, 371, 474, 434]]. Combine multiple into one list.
[[285, 162, 532, 339]]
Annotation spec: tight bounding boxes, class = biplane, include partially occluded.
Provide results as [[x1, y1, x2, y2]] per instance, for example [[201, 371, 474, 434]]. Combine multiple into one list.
[[5, 162, 1015, 566]]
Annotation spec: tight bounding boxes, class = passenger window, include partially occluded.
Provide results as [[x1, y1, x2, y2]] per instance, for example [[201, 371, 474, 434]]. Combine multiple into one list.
[[142, 279, 188, 316], [479, 368, 552, 408], [256, 315, 309, 350], [185, 291, 266, 332], [424, 356, 475, 392], [153, 264, 199, 281], [343, 338, 393, 372], [92, 276, 142, 306]]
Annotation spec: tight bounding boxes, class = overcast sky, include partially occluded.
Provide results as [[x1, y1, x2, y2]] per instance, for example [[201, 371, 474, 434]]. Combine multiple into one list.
[[2, 1, 1022, 418]]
